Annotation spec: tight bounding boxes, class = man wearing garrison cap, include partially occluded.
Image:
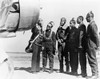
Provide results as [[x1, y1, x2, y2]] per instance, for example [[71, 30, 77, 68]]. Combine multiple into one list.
[[86, 11, 99, 79]]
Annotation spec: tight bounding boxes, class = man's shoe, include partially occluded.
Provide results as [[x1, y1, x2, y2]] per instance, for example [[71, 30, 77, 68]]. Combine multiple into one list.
[[29, 70, 37, 74], [86, 75, 98, 79], [59, 69, 64, 73], [66, 66, 70, 73], [73, 72, 78, 76], [42, 68, 46, 72], [49, 69, 53, 74], [81, 73, 87, 78], [71, 72, 78, 76]]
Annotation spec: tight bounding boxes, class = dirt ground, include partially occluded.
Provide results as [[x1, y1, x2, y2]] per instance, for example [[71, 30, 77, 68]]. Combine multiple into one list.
[[7, 52, 100, 79]]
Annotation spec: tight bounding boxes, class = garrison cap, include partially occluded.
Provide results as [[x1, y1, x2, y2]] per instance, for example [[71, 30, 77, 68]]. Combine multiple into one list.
[[86, 11, 94, 18], [70, 18, 76, 24]]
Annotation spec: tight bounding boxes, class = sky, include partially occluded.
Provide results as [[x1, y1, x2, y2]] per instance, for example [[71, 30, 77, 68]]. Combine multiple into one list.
[[0, 0, 100, 52]]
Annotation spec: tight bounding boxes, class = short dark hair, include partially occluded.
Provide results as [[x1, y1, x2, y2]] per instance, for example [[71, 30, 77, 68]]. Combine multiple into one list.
[[61, 17, 66, 22], [78, 16, 84, 21], [37, 18, 43, 27]]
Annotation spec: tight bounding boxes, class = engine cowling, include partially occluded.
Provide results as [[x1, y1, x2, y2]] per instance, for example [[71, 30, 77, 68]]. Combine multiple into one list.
[[0, 0, 40, 32]]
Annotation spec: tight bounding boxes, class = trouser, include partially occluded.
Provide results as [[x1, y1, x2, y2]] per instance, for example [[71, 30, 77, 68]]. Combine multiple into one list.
[[78, 48, 87, 75], [63, 45, 70, 72], [58, 46, 64, 72], [42, 48, 54, 69], [87, 47, 98, 76], [70, 49, 78, 73], [59, 54, 64, 72], [31, 43, 41, 72]]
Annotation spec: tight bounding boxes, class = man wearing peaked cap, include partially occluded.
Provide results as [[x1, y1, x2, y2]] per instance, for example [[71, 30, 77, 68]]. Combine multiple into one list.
[[86, 11, 99, 79]]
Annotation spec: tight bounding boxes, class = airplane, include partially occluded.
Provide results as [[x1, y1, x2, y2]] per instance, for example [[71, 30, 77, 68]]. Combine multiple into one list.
[[0, 0, 40, 79], [0, 0, 40, 38]]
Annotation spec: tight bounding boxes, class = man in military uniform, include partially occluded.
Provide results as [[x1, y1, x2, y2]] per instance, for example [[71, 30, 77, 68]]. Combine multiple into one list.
[[77, 16, 87, 77], [42, 22, 56, 73], [86, 11, 99, 79], [49, 21, 56, 55], [63, 25, 71, 73], [56, 17, 67, 73], [67, 18, 78, 75]]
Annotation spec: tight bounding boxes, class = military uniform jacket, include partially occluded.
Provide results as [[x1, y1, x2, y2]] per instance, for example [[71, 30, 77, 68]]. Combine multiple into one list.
[[43, 30, 56, 49], [87, 21, 99, 49], [64, 26, 70, 43], [78, 23, 87, 48], [56, 27, 65, 46], [67, 26, 78, 49]]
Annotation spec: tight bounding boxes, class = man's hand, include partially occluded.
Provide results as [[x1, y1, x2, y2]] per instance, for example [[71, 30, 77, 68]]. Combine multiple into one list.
[[58, 39, 62, 44], [58, 52, 61, 61], [42, 46, 44, 50], [30, 41, 33, 44], [96, 47, 100, 51], [55, 49, 58, 54]]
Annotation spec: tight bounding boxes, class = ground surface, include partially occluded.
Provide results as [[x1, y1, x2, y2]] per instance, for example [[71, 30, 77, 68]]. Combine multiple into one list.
[[7, 52, 100, 79]]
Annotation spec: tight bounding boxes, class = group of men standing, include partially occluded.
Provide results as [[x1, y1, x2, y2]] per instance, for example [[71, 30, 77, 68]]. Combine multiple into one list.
[[26, 11, 99, 79], [56, 16, 85, 76], [56, 11, 99, 79]]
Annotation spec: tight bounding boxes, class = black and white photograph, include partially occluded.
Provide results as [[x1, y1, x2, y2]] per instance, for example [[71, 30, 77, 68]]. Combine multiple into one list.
[[0, 0, 100, 79]]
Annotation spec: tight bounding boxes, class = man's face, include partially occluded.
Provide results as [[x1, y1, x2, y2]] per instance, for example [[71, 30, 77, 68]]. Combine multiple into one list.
[[46, 24, 51, 30], [77, 17, 81, 24], [86, 15, 92, 22], [49, 21, 54, 28], [38, 19, 43, 26], [70, 21, 75, 27], [36, 24, 41, 30], [60, 18, 66, 26]]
